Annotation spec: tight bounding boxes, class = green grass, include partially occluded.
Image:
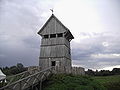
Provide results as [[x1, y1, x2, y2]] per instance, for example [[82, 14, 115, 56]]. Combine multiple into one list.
[[43, 74, 120, 90], [43, 74, 106, 90], [92, 75, 120, 90], [93, 75, 120, 84]]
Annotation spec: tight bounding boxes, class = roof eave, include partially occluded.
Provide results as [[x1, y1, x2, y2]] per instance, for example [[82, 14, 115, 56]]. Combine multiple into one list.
[[38, 14, 74, 39]]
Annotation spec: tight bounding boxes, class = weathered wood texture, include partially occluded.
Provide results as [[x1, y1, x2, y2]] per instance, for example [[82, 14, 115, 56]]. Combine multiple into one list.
[[72, 67, 85, 75], [0, 67, 53, 90], [52, 66, 85, 75], [39, 58, 71, 72], [38, 14, 85, 75], [40, 45, 70, 58], [39, 17, 66, 35], [41, 38, 70, 48], [38, 14, 73, 73]]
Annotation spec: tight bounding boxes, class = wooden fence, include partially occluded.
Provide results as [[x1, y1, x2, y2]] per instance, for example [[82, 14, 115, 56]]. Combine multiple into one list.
[[0, 67, 53, 90]]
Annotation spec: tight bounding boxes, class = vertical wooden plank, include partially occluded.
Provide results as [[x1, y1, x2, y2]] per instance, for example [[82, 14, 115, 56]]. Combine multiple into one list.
[[39, 15, 74, 74]]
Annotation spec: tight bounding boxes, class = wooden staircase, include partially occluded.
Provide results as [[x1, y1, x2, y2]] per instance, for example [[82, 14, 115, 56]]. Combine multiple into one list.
[[0, 67, 53, 90]]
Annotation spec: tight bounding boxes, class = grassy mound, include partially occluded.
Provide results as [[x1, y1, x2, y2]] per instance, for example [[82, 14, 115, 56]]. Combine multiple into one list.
[[43, 74, 106, 90]]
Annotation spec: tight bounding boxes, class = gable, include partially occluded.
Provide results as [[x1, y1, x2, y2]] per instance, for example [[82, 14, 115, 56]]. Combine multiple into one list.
[[38, 14, 69, 35]]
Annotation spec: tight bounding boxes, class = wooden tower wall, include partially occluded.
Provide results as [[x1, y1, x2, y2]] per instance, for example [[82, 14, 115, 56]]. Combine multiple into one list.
[[38, 14, 73, 73]]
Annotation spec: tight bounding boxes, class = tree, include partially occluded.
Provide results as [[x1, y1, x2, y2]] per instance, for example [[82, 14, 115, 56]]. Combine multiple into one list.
[[112, 68, 120, 75], [10, 66, 19, 74], [17, 63, 25, 72], [1, 63, 27, 76], [85, 69, 95, 76]]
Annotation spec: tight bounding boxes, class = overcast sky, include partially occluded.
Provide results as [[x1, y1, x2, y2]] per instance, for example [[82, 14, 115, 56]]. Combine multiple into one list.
[[0, 0, 120, 70]]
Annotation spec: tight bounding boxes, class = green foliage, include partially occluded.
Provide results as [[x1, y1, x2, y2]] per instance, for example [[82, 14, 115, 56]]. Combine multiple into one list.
[[43, 74, 106, 90], [112, 68, 120, 75], [1, 63, 27, 76], [86, 68, 120, 76]]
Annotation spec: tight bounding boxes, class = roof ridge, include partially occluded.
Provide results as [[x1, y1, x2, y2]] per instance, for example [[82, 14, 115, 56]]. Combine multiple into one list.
[[38, 14, 74, 39]]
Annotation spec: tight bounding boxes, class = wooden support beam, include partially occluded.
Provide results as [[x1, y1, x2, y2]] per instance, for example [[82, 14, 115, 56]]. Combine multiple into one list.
[[0, 67, 52, 90]]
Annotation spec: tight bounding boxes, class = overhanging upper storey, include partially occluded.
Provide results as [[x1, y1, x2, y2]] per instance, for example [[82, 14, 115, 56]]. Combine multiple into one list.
[[38, 14, 74, 41]]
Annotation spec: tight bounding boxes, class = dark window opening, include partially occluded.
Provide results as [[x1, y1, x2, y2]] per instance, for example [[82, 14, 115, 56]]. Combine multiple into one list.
[[44, 35, 49, 39], [51, 61, 56, 66], [50, 34, 56, 38], [65, 37, 70, 42], [69, 50, 71, 54], [57, 33, 63, 37]]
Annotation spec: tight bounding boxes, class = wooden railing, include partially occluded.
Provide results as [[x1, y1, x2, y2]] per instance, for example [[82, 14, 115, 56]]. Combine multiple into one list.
[[0, 67, 53, 90]]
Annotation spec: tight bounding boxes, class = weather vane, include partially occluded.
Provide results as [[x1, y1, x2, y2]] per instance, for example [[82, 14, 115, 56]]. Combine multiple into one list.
[[50, 9, 54, 14]]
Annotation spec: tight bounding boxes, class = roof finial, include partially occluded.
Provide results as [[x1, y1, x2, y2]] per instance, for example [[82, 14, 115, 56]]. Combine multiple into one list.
[[50, 9, 54, 14]]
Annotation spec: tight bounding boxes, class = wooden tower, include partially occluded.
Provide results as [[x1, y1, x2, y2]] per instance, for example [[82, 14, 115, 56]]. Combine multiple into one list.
[[38, 14, 74, 73]]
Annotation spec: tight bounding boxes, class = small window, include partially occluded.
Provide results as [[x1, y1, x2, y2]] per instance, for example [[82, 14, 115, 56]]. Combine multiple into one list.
[[69, 50, 71, 54], [51, 61, 56, 66], [50, 34, 56, 38], [57, 33, 63, 37], [44, 35, 49, 39]]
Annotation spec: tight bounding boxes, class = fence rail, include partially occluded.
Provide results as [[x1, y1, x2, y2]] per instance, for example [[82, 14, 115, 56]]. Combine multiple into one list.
[[0, 67, 53, 90]]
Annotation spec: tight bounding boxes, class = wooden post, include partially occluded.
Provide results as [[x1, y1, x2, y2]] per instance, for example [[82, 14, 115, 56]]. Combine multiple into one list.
[[19, 81, 21, 90], [36, 81, 41, 90], [39, 80, 42, 90]]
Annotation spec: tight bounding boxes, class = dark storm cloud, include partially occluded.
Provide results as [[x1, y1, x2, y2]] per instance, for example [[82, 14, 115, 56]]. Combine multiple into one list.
[[0, 0, 55, 67]]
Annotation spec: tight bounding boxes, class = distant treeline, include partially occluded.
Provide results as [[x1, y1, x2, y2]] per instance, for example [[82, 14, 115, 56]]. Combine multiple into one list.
[[1, 64, 120, 77], [86, 68, 120, 76], [0, 63, 27, 76]]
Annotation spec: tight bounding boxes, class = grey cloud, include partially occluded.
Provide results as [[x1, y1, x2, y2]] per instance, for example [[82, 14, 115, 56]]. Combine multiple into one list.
[[0, 0, 120, 70], [0, 0, 55, 67], [73, 58, 120, 70], [22, 35, 40, 49], [71, 31, 120, 69]]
